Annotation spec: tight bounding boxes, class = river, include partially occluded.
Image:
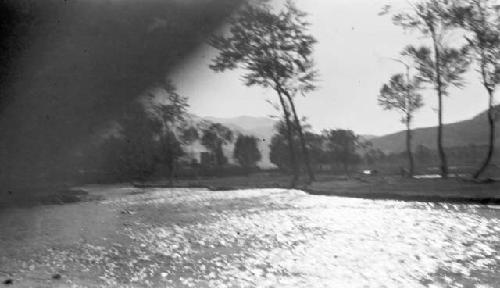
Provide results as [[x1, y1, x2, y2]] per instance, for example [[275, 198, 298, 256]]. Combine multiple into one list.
[[1, 187, 499, 287]]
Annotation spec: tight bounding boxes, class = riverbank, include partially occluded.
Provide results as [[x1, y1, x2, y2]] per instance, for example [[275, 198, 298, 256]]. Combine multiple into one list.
[[2, 173, 500, 208], [306, 176, 500, 205], [135, 173, 500, 205]]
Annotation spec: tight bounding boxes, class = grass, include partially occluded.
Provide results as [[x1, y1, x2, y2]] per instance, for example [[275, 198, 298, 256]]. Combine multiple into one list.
[[2, 172, 499, 208], [138, 172, 500, 205], [307, 176, 500, 204]]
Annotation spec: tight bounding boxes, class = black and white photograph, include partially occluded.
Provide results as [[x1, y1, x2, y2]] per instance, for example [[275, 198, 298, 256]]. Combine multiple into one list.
[[1, 0, 500, 286]]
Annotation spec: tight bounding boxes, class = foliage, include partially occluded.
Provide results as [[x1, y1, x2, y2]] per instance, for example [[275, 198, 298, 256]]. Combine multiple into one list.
[[209, 0, 318, 183], [402, 45, 470, 94], [305, 132, 329, 168], [209, 0, 317, 94], [379, 73, 423, 123], [451, 0, 500, 93], [148, 81, 188, 126], [270, 122, 366, 174], [201, 123, 234, 167], [386, 0, 472, 178], [96, 80, 191, 181], [148, 80, 190, 175], [364, 148, 386, 166], [379, 63, 424, 177], [449, 0, 500, 178], [389, 0, 471, 96], [323, 129, 362, 173], [269, 121, 301, 172], [233, 134, 262, 170], [390, 0, 455, 34], [181, 126, 199, 144], [118, 103, 161, 181]]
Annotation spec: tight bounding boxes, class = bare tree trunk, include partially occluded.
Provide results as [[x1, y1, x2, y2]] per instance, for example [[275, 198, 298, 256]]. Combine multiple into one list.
[[474, 89, 495, 179], [437, 92, 448, 178], [282, 91, 315, 183], [405, 117, 415, 177], [276, 89, 299, 188], [404, 64, 414, 178], [433, 34, 448, 179]]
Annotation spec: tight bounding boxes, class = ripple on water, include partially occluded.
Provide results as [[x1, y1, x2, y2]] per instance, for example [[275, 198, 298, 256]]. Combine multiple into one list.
[[2, 188, 499, 287], [113, 189, 500, 287]]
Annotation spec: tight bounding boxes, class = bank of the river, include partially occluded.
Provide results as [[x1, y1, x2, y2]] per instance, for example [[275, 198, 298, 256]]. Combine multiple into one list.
[[306, 176, 500, 205], [139, 174, 500, 205], [2, 173, 499, 208]]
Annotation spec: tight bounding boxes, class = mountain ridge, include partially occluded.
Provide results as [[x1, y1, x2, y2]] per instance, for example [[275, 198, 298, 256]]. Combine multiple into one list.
[[205, 106, 500, 157], [369, 105, 500, 154]]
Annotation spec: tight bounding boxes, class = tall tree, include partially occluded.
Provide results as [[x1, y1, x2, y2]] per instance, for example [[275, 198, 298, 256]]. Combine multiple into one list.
[[364, 148, 386, 167], [379, 65, 423, 177], [208, 0, 318, 186], [180, 126, 199, 144], [119, 103, 160, 182], [201, 123, 233, 167], [233, 134, 262, 172], [149, 80, 189, 185], [305, 131, 328, 171], [95, 80, 191, 183], [387, 0, 470, 178], [323, 129, 361, 175], [450, 0, 500, 179], [270, 120, 301, 173]]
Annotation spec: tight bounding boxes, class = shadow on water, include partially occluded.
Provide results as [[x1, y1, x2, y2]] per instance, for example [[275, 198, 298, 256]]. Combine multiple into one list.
[[0, 188, 104, 209]]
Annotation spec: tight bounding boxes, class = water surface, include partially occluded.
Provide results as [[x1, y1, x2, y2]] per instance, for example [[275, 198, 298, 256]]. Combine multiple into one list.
[[1, 187, 499, 287]]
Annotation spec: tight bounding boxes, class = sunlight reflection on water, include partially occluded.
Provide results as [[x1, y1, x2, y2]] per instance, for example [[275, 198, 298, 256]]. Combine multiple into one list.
[[2, 188, 499, 287], [112, 188, 500, 287]]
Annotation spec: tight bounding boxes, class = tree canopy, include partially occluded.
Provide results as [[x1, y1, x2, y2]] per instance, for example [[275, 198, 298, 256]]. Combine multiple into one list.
[[201, 123, 234, 167], [379, 73, 423, 122], [449, 0, 500, 178], [233, 134, 262, 170], [402, 45, 470, 95], [323, 129, 362, 173], [386, 0, 472, 178], [209, 0, 318, 185], [209, 1, 317, 94]]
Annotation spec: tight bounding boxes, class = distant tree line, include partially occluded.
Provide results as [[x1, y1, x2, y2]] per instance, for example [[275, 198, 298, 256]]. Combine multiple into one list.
[[78, 80, 264, 183], [268, 118, 499, 177], [269, 121, 367, 175], [209, 0, 500, 182], [368, 144, 499, 175], [233, 135, 262, 173]]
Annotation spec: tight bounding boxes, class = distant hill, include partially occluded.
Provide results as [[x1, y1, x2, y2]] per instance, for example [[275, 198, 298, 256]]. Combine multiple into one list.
[[360, 135, 379, 141], [370, 105, 500, 154], [201, 116, 278, 168]]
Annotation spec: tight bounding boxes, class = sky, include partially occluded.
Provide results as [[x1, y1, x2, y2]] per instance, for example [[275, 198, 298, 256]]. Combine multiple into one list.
[[171, 0, 496, 136]]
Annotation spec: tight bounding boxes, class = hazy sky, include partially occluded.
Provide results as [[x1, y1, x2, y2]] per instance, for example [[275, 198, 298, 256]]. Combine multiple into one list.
[[171, 0, 495, 136]]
